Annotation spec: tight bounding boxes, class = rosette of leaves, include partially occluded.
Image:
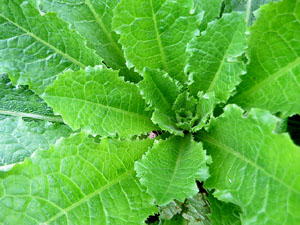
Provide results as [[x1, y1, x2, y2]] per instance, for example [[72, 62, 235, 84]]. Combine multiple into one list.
[[0, 0, 299, 224]]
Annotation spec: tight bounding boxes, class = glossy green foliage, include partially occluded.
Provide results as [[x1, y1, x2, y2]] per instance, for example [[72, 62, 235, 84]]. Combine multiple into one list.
[[0, 0, 299, 224], [0, 133, 156, 225], [198, 105, 300, 224]]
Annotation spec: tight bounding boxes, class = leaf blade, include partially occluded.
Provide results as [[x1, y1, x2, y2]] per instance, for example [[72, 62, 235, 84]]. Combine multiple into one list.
[[43, 67, 157, 137], [198, 105, 300, 225]]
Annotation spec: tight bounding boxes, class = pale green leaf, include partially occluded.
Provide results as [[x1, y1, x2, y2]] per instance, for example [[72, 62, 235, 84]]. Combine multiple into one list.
[[187, 12, 247, 103], [38, 0, 141, 83], [208, 194, 241, 225], [0, 0, 102, 94], [43, 67, 157, 138], [112, 0, 203, 84], [0, 133, 157, 225], [0, 117, 72, 168], [138, 68, 182, 135], [198, 105, 300, 225], [135, 134, 211, 205], [231, 0, 300, 116], [194, 0, 223, 30]]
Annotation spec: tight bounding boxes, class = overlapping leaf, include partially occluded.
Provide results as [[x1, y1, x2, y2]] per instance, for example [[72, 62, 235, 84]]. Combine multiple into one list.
[[0, 0, 102, 94], [138, 68, 183, 135], [0, 74, 72, 168], [231, 0, 300, 116], [0, 133, 157, 225], [187, 12, 247, 103], [198, 105, 300, 225], [194, 0, 223, 30], [112, 0, 203, 84], [135, 135, 211, 205], [38, 0, 141, 82], [43, 67, 157, 138]]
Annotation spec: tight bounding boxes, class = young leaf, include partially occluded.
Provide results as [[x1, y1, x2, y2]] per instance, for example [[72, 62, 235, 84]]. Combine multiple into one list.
[[43, 67, 157, 137], [0, 117, 72, 168], [187, 12, 247, 103], [138, 68, 183, 135], [0, 0, 102, 94], [231, 0, 300, 117], [112, 0, 203, 84], [198, 105, 300, 225], [208, 194, 241, 225], [135, 134, 211, 205], [0, 133, 157, 225], [194, 0, 223, 30], [38, 0, 141, 83]]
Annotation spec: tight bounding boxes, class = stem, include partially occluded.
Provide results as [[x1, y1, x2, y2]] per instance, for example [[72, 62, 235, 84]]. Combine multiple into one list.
[[246, 0, 252, 26]]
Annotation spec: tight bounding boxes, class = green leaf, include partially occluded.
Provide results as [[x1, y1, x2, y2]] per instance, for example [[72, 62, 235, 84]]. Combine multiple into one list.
[[0, 117, 72, 168], [187, 12, 247, 103], [208, 194, 241, 225], [194, 0, 223, 30], [0, 0, 102, 94], [38, 0, 141, 83], [198, 105, 300, 225], [0, 133, 157, 225], [0, 74, 61, 122], [135, 134, 211, 205], [231, 0, 300, 117], [138, 68, 182, 135], [43, 67, 157, 138], [112, 0, 203, 84]]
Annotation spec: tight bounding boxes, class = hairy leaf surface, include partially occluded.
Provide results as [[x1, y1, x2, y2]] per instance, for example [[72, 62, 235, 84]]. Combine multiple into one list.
[[112, 0, 202, 84], [38, 0, 141, 82], [187, 12, 247, 103], [43, 67, 156, 137], [231, 0, 300, 116], [0, 133, 157, 225], [0, 0, 102, 94], [198, 105, 300, 225], [135, 135, 211, 205]]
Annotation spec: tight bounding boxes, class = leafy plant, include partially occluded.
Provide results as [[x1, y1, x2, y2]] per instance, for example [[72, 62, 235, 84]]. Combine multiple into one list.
[[0, 0, 299, 224]]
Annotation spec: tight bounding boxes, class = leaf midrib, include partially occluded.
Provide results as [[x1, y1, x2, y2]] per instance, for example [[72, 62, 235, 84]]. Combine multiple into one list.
[[0, 110, 63, 123], [206, 18, 244, 94], [85, 0, 124, 59], [0, 12, 86, 68], [150, 0, 169, 72], [44, 169, 134, 224], [44, 95, 151, 121], [200, 132, 300, 195]]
